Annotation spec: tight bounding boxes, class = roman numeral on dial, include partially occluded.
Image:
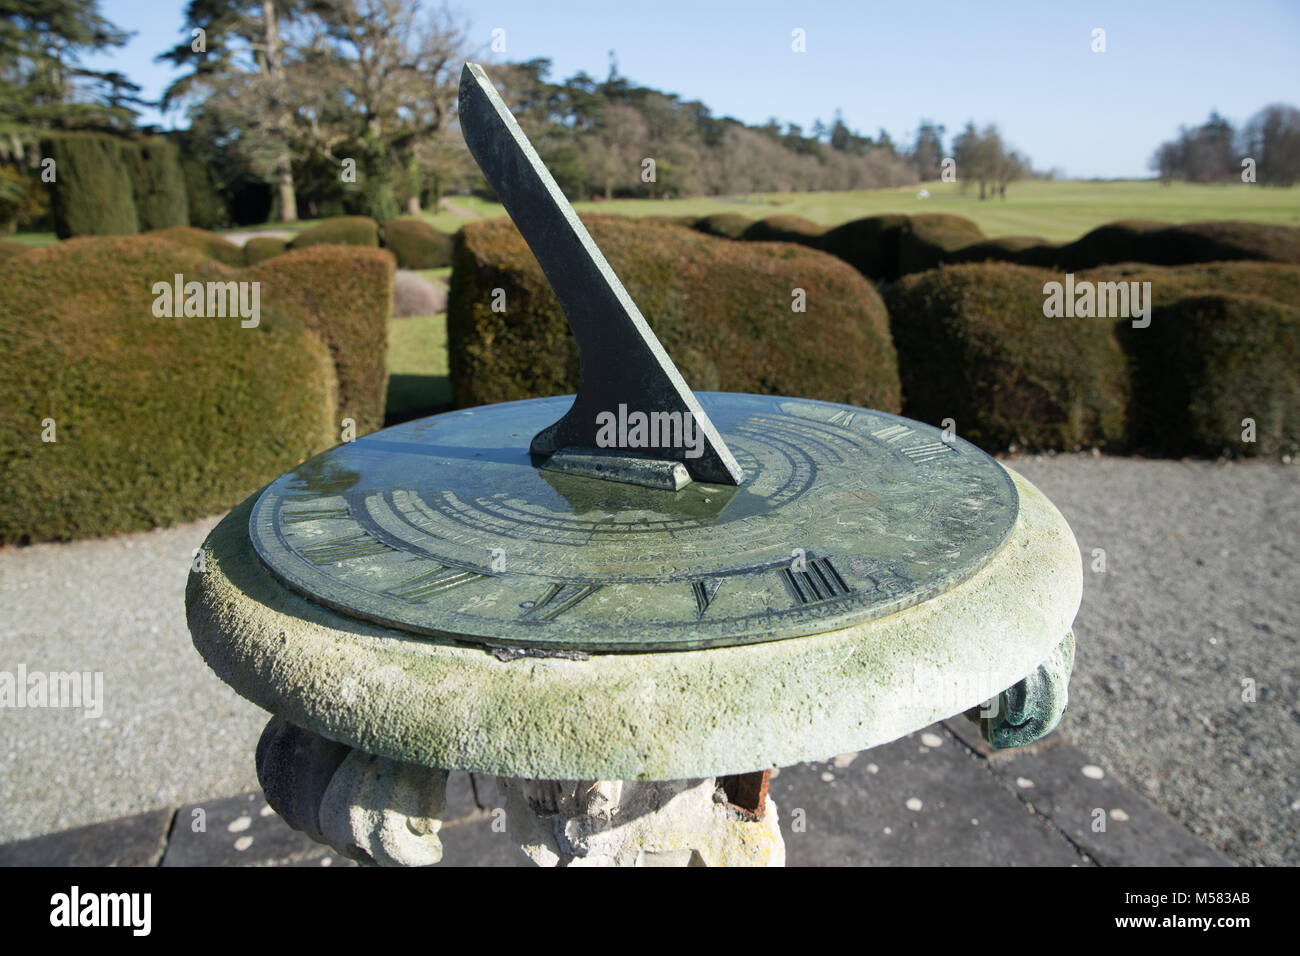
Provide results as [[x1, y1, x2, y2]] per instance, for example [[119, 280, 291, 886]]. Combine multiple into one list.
[[282, 507, 350, 524], [521, 583, 601, 621], [301, 532, 393, 563], [780, 558, 851, 604], [388, 566, 488, 601]]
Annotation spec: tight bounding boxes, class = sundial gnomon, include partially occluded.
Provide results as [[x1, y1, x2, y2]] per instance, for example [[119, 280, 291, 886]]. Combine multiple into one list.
[[248, 64, 1019, 654]]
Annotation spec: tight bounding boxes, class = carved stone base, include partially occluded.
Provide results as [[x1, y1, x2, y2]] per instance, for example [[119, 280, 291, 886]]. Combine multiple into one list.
[[257, 717, 783, 867], [498, 777, 784, 867]]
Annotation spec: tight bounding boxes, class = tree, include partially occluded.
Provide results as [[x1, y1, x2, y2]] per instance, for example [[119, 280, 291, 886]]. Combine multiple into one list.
[[159, 0, 318, 221], [1241, 104, 1300, 187], [910, 120, 945, 180]]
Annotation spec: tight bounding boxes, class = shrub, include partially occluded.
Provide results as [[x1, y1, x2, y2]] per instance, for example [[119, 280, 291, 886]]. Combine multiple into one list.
[[180, 157, 225, 230], [146, 226, 244, 266], [0, 240, 30, 262], [41, 133, 139, 237], [243, 235, 287, 265], [897, 213, 987, 275], [1051, 220, 1300, 270], [393, 270, 446, 317], [691, 212, 754, 239], [449, 215, 901, 413], [125, 137, 189, 231], [641, 214, 698, 228], [816, 214, 909, 281], [884, 263, 1129, 452], [948, 235, 1061, 268], [290, 215, 380, 250], [0, 237, 338, 543], [1077, 260, 1300, 311], [741, 215, 826, 247], [248, 245, 394, 434], [1123, 294, 1299, 457], [382, 217, 453, 269]]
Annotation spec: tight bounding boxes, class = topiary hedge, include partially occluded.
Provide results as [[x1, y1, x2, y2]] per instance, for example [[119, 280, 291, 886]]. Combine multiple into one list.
[[126, 137, 189, 231], [0, 240, 29, 262], [947, 235, 1061, 268], [815, 214, 909, 281], [691, 212, 754, 240], [0, 237, 338, 543], [897, 213, 987, 276], [381, 217, 453, 269], [248, 245, 394, 434], [448, 215, 901, 413], [1046, 220, 1300, 271], [290, 215, 380, 250], [884, 262, 1129, 452], [741, 215, 826, 247], [41, 133, 139, 237], [243, 235, 287, 265], [1122, 293, 1299, 458], [146, 226, 244, 266]]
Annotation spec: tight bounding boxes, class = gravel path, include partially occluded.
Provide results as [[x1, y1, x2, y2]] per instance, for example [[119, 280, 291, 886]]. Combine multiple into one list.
[[1, 455, 1296, 863]]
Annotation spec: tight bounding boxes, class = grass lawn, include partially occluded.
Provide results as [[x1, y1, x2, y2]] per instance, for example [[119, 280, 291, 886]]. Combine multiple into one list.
[[414, 179, 1300, 243], [386, 312, 450, 423]]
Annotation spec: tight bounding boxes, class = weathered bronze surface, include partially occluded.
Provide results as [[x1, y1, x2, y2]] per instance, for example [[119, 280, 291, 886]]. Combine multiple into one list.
[[248, 393, 1019, 652]]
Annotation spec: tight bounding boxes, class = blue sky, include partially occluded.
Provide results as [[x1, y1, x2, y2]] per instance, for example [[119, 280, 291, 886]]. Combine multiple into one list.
[[83, 0, 1300, 179]]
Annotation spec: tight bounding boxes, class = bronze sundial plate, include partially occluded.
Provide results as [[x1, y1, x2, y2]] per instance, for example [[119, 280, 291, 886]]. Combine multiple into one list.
[[248, 393, 1018, 653]]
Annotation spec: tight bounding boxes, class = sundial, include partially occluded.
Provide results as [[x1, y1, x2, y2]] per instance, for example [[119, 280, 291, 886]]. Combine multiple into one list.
[[247, 62, 1019, 654], [189, 62, 1080, 867]]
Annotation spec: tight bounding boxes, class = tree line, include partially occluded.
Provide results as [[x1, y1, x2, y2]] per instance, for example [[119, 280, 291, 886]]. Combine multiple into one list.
[[1150, 106, 1300, 186]]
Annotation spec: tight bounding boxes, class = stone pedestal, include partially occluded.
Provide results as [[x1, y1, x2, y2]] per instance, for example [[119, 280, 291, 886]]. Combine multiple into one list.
[[189, 465, 1081, 867]]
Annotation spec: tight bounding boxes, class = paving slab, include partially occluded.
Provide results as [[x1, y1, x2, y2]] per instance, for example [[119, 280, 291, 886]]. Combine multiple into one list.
[[0, 807, 173, 867], [771, 725, 1089, 866], [160, 792, 349, 867]]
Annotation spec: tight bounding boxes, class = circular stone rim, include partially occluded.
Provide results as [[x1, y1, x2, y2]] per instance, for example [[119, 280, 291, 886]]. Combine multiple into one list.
[[188, 465, 1081, 780]]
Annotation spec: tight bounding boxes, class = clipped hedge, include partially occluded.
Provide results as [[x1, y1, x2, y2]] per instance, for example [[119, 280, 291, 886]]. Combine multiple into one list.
[[449, 215, 901, 412], [948, 235, 1061, 268], [884, 262, 1129, 452], [243, 235, 287, 265], [0, 240, 30, 262], [146, 226, 244, 266], [126, 137, 189, 231], [816, 214, 909, 281], [382, 217, 453, 269], [741, 215, 826, 247], [180, 157, 225, 230], [41, 133, 139, 237], [1033, 220, 1300, 271], [0, 237, 338, 543], [691, 212, 754, 239], [897, 213, 987, 276], [248, 245, 394, 434], [290, 215, 380, 250], [1124, 293, 1299, 457]]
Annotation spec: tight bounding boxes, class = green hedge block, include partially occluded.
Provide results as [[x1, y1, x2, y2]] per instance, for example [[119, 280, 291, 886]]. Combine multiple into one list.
[[146, 226, 244, 266], [741, 215, 826, 247], [1123, 293, 1299, 457], [243, 235, 287, 265], [248, 245, 394, 435], [41, 134, 139, 238], [0, 237, 338, 543], [691, 213, 754, 239], [0, 240, 30, 262], [127, 137, 189, 231], [382, 217, 453, 269], [884, 262, 1129, 452], [180, 157, 225, 230], [448, 215, 901, 413], [290, 215, 380, 250], [897, 213, 987, 276], [948, 235, 1061, 268], [816, 214, 909, 281], [1052, 220, 1300, 270]]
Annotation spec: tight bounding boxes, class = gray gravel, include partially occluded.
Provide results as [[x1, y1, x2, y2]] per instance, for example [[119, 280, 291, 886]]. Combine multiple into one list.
[[1008, 454, 1299, 866], [1, 455, 1296, 864]]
